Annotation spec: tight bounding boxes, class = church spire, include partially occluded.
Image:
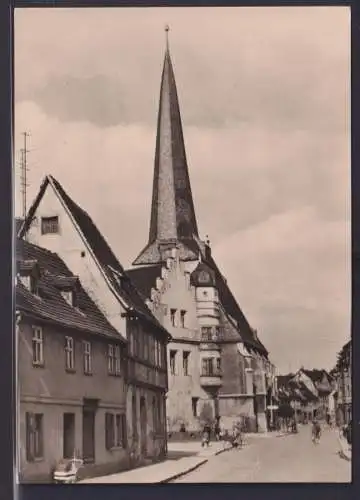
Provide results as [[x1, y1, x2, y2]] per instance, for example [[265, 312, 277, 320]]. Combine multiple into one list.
[[133, 28, 200, 265]]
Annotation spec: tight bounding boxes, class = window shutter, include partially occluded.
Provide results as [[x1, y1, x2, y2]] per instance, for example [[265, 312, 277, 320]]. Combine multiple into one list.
[[26, 412, 34, 462], [121, 414, 127, 448]]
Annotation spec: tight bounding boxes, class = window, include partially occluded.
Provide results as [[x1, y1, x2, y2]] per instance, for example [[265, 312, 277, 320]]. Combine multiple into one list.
[[183, 351, 190, 376], [201, 326, 212, 342], [65, 336, 75, 371], [29, 276, 39, 296], [61, 290, 74, 306], [216, 357, 221, 374], [129, 331, 134, 356], [108, 345, 115, 374], [156, 340, 162, 367], [116, 414, 126, 447], [26, 412, 43, 461], [202, 358, 214, 376], [144, 334, 149, 361], [152, 397, 157, 431], [108, 345, 121, 376], [192, 397, 199, 417], [169, 350, 177, 375], [83, 341, 92, 374], [170, 309, 177, 327], [32, 327, 44, 366], [138, 331, 144, 359], [41, 216, 59, 235], [106, 412, 127, 449], [180, 310, 186, 328], [115, 346, 121, 375]]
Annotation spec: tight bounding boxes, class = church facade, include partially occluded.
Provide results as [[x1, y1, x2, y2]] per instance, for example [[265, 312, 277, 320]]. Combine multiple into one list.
[[127, 33, 275, 433]]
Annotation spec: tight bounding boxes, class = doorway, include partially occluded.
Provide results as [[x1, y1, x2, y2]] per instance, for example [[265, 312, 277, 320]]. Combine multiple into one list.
[[140, 396, 147, 456], [63, 413, 75, 459], [82, 409, 95, 463]]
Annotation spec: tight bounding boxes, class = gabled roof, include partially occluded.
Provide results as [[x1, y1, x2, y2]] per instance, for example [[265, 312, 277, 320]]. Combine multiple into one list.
[[19, 175, 170, 340], [128, 250, 267, 355], [16, 238, 124, 341], [302, 368, 332, 384], [277, 374, 295, 389]]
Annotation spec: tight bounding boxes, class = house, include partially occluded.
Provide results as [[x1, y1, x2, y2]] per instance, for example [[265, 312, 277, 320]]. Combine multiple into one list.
[[18, 175, 171, 468], [126, 31, 273, 433], [302, 369, 333, 420], [16, 238, 128, 482], [277, 372, 319, 423]]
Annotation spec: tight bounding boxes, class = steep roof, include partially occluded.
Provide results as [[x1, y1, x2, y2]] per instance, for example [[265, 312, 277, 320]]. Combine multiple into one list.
[[127, 251, 267, 355], [303, 368, 331, 384], [126, 265, 163, 299], [19, 175, 170, 340], [277, 374, 295, 389], [16, 238, 123, 341], [133, 37, 199, 266]]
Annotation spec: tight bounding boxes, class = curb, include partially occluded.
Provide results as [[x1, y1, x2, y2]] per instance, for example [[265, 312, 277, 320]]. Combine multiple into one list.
[[159, 459, 208, 483], [160, 445, 233, 483]]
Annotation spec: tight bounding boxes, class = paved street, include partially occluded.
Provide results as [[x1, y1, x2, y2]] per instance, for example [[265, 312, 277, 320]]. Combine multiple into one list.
[[172, 426, 351, 483]]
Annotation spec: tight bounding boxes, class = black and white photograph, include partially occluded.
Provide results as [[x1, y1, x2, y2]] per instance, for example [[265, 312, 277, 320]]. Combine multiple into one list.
[[14, 6, 351, 484]]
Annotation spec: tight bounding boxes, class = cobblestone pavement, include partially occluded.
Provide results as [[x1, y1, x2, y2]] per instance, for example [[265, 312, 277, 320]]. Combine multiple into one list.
[[172, 426, 351, 483]]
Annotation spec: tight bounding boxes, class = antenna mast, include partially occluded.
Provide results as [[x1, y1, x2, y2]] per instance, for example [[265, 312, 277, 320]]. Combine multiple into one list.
[[20, 132, 29, 221]]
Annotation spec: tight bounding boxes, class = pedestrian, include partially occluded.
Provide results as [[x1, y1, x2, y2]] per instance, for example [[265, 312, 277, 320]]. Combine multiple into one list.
[[311, 417, 321, 444], [214, 417, 221, 441], [201, 423, 211, 447]]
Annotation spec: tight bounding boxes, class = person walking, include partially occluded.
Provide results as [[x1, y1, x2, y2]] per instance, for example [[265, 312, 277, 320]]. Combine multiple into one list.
[[214, 417, 221, 441], [311, 417, 321, 444], [201, 423, 211, 447]]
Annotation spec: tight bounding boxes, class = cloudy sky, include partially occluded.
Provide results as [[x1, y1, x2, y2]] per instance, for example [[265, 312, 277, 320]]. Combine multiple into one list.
[[14, 7, 350, 373]]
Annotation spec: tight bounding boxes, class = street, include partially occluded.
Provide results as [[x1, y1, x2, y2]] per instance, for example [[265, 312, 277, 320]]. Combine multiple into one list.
[[172, 425, 351, 483]]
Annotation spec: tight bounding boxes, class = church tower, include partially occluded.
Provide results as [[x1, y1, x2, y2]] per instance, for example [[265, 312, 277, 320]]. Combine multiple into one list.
[[133, 26, 203, 266], [129, 28, 271, 433]]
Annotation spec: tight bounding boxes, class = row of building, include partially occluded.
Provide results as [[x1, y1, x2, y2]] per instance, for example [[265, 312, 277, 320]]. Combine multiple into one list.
[[16, 35, 277, 483], [276, 368, 335, 425], [276, 348, 352, 428]]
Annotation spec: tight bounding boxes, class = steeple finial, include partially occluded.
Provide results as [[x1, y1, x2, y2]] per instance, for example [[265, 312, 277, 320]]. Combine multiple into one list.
[[165, 24, 170, 51]]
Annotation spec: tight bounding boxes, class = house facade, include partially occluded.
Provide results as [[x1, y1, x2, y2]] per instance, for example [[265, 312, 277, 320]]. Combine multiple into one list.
[[127, 33, 273, 433], [16, 239, 128, 482], [18, 175, 170, 468], [333, 340, 352, 426]]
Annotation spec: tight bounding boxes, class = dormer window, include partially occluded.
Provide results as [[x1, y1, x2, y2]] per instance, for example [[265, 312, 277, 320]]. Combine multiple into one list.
[[18, 259, 41, 297], [41, 216, 59, 235], [61, 290, 74, 306]]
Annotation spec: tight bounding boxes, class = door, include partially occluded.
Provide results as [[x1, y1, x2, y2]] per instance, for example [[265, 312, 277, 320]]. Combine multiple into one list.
[[82, 410, 95, 463], [140, 396, 147, 456], [63, 413, 75, 459]]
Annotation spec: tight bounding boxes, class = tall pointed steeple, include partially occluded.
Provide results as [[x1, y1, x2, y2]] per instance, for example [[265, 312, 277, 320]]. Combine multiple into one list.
[[133, 27, 201, 265]]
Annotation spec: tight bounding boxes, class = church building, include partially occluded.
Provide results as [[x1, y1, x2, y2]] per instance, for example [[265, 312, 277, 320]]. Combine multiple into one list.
[[127, 29, 274, 433]]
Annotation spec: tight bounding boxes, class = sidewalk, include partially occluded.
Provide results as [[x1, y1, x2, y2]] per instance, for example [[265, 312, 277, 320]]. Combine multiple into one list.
[[79, 441, 232, 484]]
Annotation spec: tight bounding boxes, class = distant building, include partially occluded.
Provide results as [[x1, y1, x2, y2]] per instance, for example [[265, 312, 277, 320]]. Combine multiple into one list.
[[277, 368, 333, 423], [127, 34, 273, 433], [18, 175, 171, 469], [16, 238, 127, 482]]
